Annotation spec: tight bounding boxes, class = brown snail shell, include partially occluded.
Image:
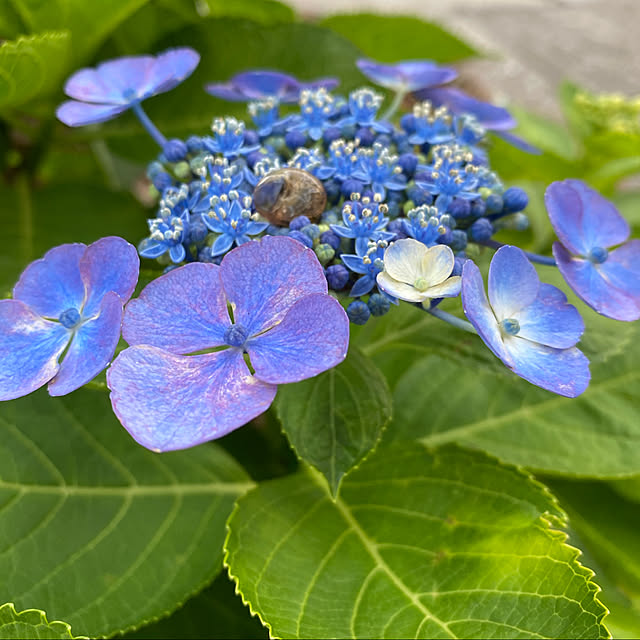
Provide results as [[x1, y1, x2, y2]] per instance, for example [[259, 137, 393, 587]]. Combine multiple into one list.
[[252, 168, 326, 226]]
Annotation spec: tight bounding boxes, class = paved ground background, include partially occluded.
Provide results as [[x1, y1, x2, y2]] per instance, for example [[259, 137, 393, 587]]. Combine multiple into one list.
[[288, 0, 640, 121]]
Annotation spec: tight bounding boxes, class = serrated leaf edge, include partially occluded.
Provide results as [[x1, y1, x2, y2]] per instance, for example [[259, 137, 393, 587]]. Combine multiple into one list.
[[0, 602, 88, 639]]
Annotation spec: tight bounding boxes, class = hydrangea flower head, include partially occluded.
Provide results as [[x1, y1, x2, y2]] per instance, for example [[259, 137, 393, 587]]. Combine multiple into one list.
[[409, 101, 455, 145], [376, 239, 461, 303], [287, 88, 338, 141], [337, 88, 392, 133], [56, 48, 200, 126], [356, 142, 407, 198], [357, 58, 457, 93], [0, 238, 139, 400], [546, 179, 640, 321], [205, 70, 338, 104], [462, 245, 589, 397], [107, 236, 349, 451], [204, 117, 260, 157]]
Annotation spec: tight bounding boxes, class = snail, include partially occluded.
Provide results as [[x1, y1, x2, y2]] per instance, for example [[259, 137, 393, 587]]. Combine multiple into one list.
[[252, 168, 327, 226]]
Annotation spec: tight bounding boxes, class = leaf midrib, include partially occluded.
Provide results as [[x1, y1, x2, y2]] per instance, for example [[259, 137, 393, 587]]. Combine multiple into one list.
[[0, 481, 255, 495]]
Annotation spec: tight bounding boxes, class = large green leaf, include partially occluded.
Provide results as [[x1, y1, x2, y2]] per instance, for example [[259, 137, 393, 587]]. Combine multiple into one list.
[[123, 573, 267, 640], [320, 13, 476, 63], [547, 479, 640, 639], [225, 445, 608, 639], [275, 348, 392, 496], [0, 604, 83, 640], [0, 32, 71, 110], [0, 388, 254, 638]]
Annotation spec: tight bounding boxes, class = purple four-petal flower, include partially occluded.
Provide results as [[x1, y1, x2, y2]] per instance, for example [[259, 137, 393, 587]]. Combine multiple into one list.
[[107, 236, 350, 452], [546, 179, 640, 321], [56, 47, 200, 127], [462, 245, 589, 397], [0, 237, 139, 400], [356, 59, 457, 93]]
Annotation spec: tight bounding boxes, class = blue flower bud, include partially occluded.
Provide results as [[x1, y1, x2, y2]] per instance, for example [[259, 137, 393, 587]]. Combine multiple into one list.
[[320, 230, 341, 250], [386, 218, 408, 239], [502, 187, 529, 213], [245, 149, 263, 169], [323, 126, 342, 146], [152, 171, 173, 191], [406, 184, 433, 207], [485, 193, 504, 214], [347, 300, 370, 325], [470, 198, 486, 218], [325, 264, 349, 290], [288, 229, 313, 248], [314, 243, 335, 265], [398, 153, 418, 177], [187, 217, 208, 244], [323, 178, 341, 205], [146, 161, 165, 179], [355, 127, 375, 147], [376, 134, 392, 147], [448, 198, 471, 219], [512, 212, 530, 231], [162, 139, 188, 162], [290, 215, 311, 231], [244, 129, 260, 146], [266, 224, 288, 236], [301, 223, 322, 241], [450, 229, 468, 251], [368, 293, 390, 316], [469, 217, 494, 242], [400, 113, 416, 134], [186, 136, 205, 152], [285, 129, 307, 149], [451, 256, 467, 277], [341, 178, 364, 199]]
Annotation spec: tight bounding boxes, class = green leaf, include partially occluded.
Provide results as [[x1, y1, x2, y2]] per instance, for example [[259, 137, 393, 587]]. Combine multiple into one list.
[[546, 479, 640, 639], [196, 0, 295, 23], [275, 348, 392, 496], [0, 32, 71, 110], [0, 604, 84, 640], [123, 573, 267, 640], [586, 156, 640, 191], [320, 13, 477, 63], [225, 445, 608, 639], [0, 388, 254, 638]]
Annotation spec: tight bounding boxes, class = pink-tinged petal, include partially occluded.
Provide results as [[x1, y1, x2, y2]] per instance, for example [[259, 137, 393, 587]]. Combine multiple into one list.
[[56, 101, 130, 127], [504, 336, 590, 398], [123, 263, 230, 353], [0, 300, 70, 401], [81, 237, 140, 318], [554, 242, 640, 321], [488, 246, 539, 320], [357, 59, 457, 92], [248, 294, 349, 384], [232, 70, 299, 99], [94, 55, 156, 98], [13, 243, 86, 319], [146, 47, 200, 96], [220, 236, 327, 336], [513, 283, 584, 349], [48, 291, 123, 397], [598, 239, 640, 297], [64, 68, 130, 104], [107, 346, 276, 452], [461, 261, 513, 366], [546, 180, 630, 256]]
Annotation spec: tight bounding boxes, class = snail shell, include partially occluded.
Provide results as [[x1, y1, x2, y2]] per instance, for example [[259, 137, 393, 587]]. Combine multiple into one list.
[[252, 168, 326, 226]]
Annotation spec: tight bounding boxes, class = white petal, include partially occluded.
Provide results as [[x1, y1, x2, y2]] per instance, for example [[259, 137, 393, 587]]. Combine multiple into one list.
[[376, 272, 425, 303], [423, 276, 462, 299], [420, 244, 455, 286], [383, 238, 428, 284]]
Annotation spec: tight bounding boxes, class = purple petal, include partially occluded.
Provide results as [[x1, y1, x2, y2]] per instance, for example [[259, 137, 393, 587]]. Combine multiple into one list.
[[48, 291, 123, 397], [13, 243, 86, 319], [492, 130, 542, 154], [488, 246, 539, 319], [233, 70, 299, 101], [513, 283, 584, 349], [219, 236, 327, 336], [504, 337, 590, 398], [0, 300, 70, 401], [80, 237, 140, 318], [146, 47, 200, 96], [248, 294, 349, 384], [92, 55, 155, 99], [107, 346, 276, 451], [302, 77, 340, 93], [553, 242, 640, 321], [599, 240, 640, 297], [204, 82, 249, 101], [419, 87, 517, 130], [545, 180, 630, 256], [357, 59, 457, 92], [56, 100, 130, 126], [64, 68, 131, 105], [123, 262, 230, 353], [461, 261, 513, 366]]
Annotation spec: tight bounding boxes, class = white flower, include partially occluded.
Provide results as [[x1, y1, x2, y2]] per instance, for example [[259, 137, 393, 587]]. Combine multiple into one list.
[[376, 238, 461, 303]]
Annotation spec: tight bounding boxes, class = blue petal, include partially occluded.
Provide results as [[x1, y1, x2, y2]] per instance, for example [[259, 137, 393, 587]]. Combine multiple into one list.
[[0, 300, 70, 401], [504, 337, 590, 397], [123, 262, 230, 353], [49, 291, 123, 396], [235, 234, 250, 246], [233, 70, 299, 101], [138, 239, 167, 259], [599, 240, 640, 297], [355, 236, 371, 256], [330, 224, 356, 239], [13, 243, 86, 319], [80, 237, 139, 318], [340, 254, 367, 274], [461, 261, 513, 366], [219, 235, 327, 336], [211, 233, 235, 256], [204, 82, 248, 101], [248, 294, 349, 384], [513, 283, 584, 349], [553, 242, 640, 321], [146, 48, 200, 96], [56, 101, 130, 126], [488, 246, 539, 319], [202, 215, 225, 233], [350, 275, 375, 297], [169, 243, 186, 263], [108, 346, 277, 452], [246, 221, 269, 235]]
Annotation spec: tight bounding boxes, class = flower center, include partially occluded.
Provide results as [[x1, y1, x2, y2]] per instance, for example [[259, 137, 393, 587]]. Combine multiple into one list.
[[587, 246, 608, 264], [413, 277, 430, 291], [59, 307, 81, 329], [499, 317, 520, 336], [223, 323, 250, 348]]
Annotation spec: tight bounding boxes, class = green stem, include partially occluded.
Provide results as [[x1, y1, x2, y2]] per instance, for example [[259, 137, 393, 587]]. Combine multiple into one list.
[[382, 90, 407, 121]]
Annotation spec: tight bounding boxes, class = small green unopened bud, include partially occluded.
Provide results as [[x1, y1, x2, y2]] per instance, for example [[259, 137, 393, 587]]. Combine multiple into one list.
[[315, 243, 335, 265], [173, 161, 191, 180]]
